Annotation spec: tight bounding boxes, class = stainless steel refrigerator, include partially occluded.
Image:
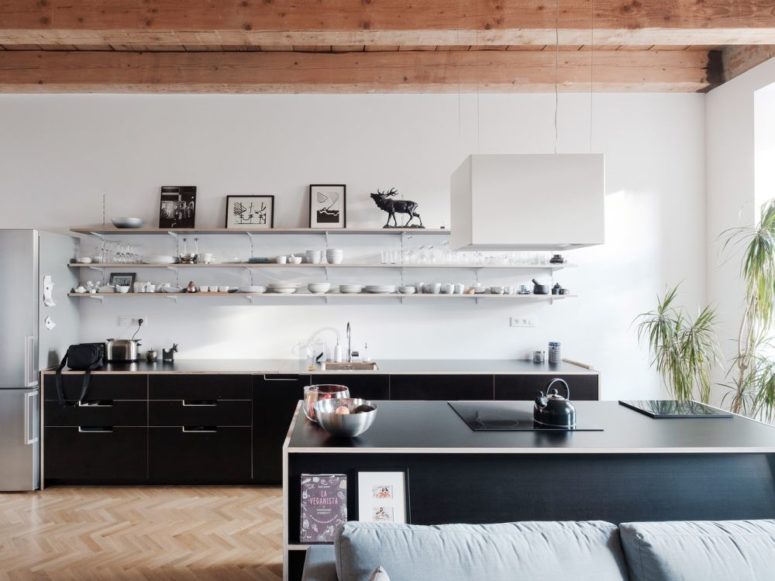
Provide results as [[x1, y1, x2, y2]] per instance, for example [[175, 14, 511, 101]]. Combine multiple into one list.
[[0, 230, 78, 491]]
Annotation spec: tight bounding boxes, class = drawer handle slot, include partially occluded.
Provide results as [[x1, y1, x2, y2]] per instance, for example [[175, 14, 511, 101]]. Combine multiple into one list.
[[182, 400, 217, 407], [181, 426, 218, 433], [78, 426, 114, 434], [78, 400, 114, 408], [263, 375, 298, 381]]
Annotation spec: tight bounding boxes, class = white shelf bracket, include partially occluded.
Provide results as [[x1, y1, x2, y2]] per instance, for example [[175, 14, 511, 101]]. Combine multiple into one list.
[[87, 266, 104, 273], [245, 295, 254, 304], [86, 294, 104, 302], [165, 295, 178, 303]]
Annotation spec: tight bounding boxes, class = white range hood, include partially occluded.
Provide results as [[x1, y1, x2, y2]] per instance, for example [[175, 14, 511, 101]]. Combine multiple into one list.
[[450, 154, 605, 251]]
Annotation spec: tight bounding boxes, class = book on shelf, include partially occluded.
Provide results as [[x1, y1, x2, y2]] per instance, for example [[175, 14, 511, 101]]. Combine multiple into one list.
[[300, 473, 348, 543]]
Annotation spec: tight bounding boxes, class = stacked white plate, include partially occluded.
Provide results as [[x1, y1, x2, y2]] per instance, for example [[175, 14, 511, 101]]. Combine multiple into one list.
[[268, 282, 298, 294], [365, 285, 397, 294], [143, 255, 177, 265], [339, 284, 363, 294]]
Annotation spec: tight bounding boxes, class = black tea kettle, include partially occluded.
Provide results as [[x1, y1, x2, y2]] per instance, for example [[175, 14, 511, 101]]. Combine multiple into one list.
[[534, 378, 576, 429]]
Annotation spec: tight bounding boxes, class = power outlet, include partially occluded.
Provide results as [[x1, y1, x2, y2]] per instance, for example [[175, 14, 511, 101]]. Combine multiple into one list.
[[510, 317, 535, 328]]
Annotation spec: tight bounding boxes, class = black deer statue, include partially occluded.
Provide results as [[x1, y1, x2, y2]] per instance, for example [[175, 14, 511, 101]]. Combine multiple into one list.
[[369, 188, 424, 229]]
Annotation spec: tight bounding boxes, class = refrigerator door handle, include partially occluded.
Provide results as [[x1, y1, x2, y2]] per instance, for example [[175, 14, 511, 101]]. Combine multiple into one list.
[[24, 391, 39, 445], [24, 336, 37, 388]]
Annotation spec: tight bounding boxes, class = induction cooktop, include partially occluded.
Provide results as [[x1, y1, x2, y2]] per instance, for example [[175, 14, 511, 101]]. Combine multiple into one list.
[[448, 401, 604, 432], [619, 400, 733, 419]]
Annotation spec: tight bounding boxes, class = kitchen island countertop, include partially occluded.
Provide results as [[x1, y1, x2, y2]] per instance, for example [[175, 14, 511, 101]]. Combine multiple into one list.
[[42, 358, 597, 375]]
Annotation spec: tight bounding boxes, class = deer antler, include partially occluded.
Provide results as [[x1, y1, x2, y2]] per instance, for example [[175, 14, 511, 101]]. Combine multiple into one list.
[[386, 188, 398, 197]]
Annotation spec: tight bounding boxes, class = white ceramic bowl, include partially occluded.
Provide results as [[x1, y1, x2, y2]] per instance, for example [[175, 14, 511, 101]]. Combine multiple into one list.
[[365, 285, 396, 294], [241, 285, 266, 294], [339, 284, 363, 294], [271, 287, 297, 294], [326, 249, 344, 265], [75, 257, 93, 264], [398, 285, 416, 294], [308, 282, 331, 294], [289, 256, 303, 265], [115, 285, 130, 294], [112, 217, 144, 229]]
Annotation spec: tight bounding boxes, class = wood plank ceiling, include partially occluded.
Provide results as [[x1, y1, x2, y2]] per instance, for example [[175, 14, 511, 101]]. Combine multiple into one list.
[[0, 0, 773, 93]]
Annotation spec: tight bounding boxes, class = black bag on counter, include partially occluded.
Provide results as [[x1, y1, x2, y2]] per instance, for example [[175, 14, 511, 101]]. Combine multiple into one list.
[[54, 343, 106, 406]]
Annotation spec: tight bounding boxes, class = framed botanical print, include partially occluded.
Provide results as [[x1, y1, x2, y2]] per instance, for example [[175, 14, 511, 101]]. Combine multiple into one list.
[[357, 471, 408, 524], [159, 186, 197, 229], [225, 195, 275, 229], [309, 184, 346, 229]]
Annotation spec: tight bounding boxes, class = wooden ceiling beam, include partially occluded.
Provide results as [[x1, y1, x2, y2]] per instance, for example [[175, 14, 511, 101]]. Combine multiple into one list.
[[0, 49, 715, 93], [0, 0, 773, 49]]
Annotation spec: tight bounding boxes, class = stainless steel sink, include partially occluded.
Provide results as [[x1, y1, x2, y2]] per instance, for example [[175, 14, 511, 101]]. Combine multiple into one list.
[[323, 361, 379, 371]]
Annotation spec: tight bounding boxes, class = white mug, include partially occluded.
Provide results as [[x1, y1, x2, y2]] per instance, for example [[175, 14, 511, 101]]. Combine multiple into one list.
[[199, 285, 210, 293], [276, 256, 287, 264]]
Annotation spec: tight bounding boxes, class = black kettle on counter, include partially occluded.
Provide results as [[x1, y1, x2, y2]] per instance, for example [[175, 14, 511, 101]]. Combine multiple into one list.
[[534, 378, 576, 428]]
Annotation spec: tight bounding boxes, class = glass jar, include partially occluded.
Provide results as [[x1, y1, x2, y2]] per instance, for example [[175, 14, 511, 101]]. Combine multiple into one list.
[[303, 384, 350, 422]]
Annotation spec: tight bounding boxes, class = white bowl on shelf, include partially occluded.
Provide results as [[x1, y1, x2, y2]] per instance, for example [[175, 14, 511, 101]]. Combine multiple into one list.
[[308, 282, 331, 294], [241, 285, 266, 294], [339, 284, 363, 294], [365, 285, 396, 294], [112, 217, 144, 229], [75, 257, 93, 264], [115, 285, 130, 294]]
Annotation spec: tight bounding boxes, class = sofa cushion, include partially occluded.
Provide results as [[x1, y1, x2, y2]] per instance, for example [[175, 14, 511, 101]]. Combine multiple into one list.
[[301, 545, 338, 581], [334, 521, 628, 581], [620, 520, 775, 581]]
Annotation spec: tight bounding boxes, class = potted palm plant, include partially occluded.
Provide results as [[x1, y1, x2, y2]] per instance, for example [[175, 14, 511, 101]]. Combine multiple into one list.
[[722, 200, 775, 421], [637, 286, 718, 402]]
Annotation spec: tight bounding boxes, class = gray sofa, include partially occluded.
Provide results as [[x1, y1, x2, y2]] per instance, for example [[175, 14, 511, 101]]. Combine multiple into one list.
[[301, 519, 775, 581]]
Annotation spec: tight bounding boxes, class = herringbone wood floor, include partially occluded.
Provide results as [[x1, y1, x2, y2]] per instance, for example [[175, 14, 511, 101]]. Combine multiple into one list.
[[0, 487, 283, 580]]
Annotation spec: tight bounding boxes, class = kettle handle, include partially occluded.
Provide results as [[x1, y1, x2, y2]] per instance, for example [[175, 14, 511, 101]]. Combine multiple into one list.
[[546, 378, 570, 400]]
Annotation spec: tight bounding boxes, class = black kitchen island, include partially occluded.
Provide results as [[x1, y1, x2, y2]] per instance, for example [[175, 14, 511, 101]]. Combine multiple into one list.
[[283, 400, 775, 581]]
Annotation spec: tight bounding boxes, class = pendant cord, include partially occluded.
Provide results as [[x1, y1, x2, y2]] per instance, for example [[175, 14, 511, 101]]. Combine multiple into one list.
[[554, 0, 559, 154], [589, 0, 595, 153]]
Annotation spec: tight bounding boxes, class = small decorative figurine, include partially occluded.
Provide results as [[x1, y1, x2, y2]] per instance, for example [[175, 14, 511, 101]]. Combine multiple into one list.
[[369, 188, 424, 228], [162, 343, 178, 363]]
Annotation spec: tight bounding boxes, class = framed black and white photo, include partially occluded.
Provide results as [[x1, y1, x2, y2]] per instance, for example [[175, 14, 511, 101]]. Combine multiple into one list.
[[109, 272, 136, 290], [225, 195, 275, 230], [159, 186, 197, 229], [357, 471, 408, 524], [309, 184, 346, 229]]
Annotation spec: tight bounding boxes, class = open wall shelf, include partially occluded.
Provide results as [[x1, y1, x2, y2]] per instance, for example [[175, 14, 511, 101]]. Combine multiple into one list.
[[71, 226, 449, 237], [68, 262, 571, 271]]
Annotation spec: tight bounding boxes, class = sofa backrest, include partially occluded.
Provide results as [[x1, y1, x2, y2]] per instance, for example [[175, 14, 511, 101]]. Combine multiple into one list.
[[620, 519, 775, 581], [334, 520, 629, 581]]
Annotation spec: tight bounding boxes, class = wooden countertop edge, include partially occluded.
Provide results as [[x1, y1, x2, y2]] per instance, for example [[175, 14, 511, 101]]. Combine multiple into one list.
[[285, 446, 775, 454]]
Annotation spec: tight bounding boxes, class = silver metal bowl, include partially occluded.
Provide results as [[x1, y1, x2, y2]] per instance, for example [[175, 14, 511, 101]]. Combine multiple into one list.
[[314, 398, 377, 437], [112, 217, 144, 229]]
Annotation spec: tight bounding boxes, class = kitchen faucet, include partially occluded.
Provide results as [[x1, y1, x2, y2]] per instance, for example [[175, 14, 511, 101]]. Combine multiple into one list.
[[346, 322, 352, 363]]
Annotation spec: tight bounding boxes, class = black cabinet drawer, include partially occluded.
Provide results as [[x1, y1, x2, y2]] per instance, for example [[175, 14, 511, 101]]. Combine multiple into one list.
[[149, 374, 251, 400], [313, 374, 390, 400], [44, 400, 147, 427], [44, 426, 147, 484], [149, 400, 251, 426], [493, 375, 599, 401], [390, 375, 494, 400], [148, 427, 251, 483], [253, 374, 309, 484], [43, 374, 146, 401]]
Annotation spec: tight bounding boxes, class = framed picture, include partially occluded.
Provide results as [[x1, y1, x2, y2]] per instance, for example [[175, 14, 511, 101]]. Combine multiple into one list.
[[159, 186, 197, 229], [357, 471, 408, 524], [300, 474, 348, 543], [309, 184, 346, 229], [225, 195, 275, 230], [109, 272, 136, 290]]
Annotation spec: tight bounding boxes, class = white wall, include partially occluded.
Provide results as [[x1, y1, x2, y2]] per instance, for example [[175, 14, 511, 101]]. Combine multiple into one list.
[[707, 58, 775, 402], [0, 93, 707, 399], [755, 83, 775, 206]]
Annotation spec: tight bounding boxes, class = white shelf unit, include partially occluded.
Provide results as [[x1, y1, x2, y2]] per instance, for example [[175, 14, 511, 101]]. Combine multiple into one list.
[[69, 226, 576, 304], [68, 292, 576, 304]]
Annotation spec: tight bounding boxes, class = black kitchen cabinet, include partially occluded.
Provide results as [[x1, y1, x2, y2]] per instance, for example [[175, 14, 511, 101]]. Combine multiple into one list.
[[253, 374, 309, 484], [390, 374, 494, 400], [44, 427, 147, 484], [314, 374, 390, 400], [148, 427, 252, 483], [45, 400, 147, 427], [149, 400, 251, 426], [149, 374, 251, 399], [42, 373, 146, 401], [493, 374, 599, 401]]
